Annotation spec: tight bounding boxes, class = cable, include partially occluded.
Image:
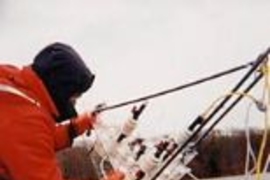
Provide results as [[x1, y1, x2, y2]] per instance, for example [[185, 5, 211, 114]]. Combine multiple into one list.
[[188, 52, 269, 132], [256, 62, 270, 180], [96, 61, 254, 113], [262, 154, 270, 174], [194, 91, 264, 179], [244, 103, 257, 179], [100, 156, 109, 179], [91, 116, 117, 172], [186, 172, 200, 180], [93, 51, 268, 180], [202, 92, 260, 119], [197, 91, 263, 179], [194, 62, 269, 180], [92, 49, 269, 180], [198, 91, 266, 179], [175, 91, 263, 180], [150, 49, 269, 180], [194, 73, 264, 147]]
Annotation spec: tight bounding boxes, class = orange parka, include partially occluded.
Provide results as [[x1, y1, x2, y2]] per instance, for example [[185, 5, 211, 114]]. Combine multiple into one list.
[[0, 65, 94, 180]]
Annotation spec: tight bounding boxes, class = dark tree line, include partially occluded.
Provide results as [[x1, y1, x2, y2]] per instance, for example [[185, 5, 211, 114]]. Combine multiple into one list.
[[187, 129, 270, 179]]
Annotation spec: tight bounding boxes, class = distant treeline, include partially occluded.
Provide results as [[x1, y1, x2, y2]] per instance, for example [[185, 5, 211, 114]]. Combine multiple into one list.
[[187, 129, 270, 179]]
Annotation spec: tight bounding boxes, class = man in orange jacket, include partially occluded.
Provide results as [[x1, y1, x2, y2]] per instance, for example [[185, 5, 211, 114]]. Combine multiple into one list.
[[0, 43, 124, 180]]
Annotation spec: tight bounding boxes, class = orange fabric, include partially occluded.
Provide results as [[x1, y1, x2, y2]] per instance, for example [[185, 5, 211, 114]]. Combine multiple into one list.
[[54, 113, 97, 150], [0, 65, 66, 180], [54, 123, 73, 151], [72, 112, 97, 135], [0, 65, 98, 180]]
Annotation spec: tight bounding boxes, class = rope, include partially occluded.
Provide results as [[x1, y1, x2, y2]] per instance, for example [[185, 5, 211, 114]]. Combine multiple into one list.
[[244, 103, 257, 179], [194, 73, 263, 147], [255, 62, 270, 180], [263, 154, 270, 174]]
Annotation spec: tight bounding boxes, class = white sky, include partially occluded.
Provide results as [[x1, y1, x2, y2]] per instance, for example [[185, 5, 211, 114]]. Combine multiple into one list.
[[1, 0, 270, 137]]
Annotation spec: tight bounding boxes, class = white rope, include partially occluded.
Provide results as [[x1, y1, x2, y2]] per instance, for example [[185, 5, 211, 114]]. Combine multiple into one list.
[[244, 103, 257, 180], [186, 172, 200, 180], [100, 156, 109, 179], [262, 154, 270, 174]]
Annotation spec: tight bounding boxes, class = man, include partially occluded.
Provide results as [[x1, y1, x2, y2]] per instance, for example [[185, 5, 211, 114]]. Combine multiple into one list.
[[0, 43, 124, 180]]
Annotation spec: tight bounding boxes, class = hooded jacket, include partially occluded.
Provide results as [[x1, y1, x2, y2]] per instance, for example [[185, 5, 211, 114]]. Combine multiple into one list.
[[0, 43, 96, 180], [32, 42, 95, 121]]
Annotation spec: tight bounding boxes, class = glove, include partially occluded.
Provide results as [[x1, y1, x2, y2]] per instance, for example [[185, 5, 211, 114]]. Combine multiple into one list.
[[72, 111, 98, 136], [101, 170, 125, 180]]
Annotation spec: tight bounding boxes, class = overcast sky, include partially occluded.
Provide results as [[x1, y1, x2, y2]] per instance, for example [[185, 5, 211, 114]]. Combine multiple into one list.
[[1, 0, 270, 137]]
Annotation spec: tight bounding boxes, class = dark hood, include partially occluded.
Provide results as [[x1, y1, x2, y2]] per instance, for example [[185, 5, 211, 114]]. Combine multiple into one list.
[[32, 42, 95, 122]]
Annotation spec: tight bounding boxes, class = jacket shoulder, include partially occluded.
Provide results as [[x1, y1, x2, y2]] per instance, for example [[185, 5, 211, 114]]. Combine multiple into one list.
[[0, 64, 21, 78]]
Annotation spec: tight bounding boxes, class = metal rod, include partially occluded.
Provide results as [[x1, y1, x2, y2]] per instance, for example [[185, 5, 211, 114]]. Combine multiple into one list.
[[97, 61, 255, 112]]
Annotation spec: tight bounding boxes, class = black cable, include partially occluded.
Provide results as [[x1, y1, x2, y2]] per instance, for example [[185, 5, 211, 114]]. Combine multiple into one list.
[[150, 48, 269, 180], [175, 73, 264, 180], [97, 61, 255, 112], [194, 73, 263, 147]]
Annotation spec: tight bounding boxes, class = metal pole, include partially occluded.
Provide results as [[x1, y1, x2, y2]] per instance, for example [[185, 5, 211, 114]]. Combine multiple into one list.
[[96, 61, 254, 113]]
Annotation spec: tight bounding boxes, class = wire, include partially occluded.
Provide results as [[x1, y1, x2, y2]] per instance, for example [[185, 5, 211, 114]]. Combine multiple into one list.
[[151, 73, 265, 180], [197, 91, 264, 179], [205, 91, 267, 179], [100, 156, 109, 179], [202, 92, 260, 119], [186, 172, 200, 180], [187, 50, 269, 142], [85, 131, 97, 156], [96, 61, 254, 112], [244, 103, 257, 179], [94, 49, 269, 180], [187, 91, 263, 180], [255, 62, 270, 180], [262, 154, 270, 174], [194, 73, 263, 147], [91, 116, 118, 175]]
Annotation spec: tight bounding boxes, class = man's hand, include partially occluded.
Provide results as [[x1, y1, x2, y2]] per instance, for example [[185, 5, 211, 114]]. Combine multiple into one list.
[[72, 111, 98, 135]]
